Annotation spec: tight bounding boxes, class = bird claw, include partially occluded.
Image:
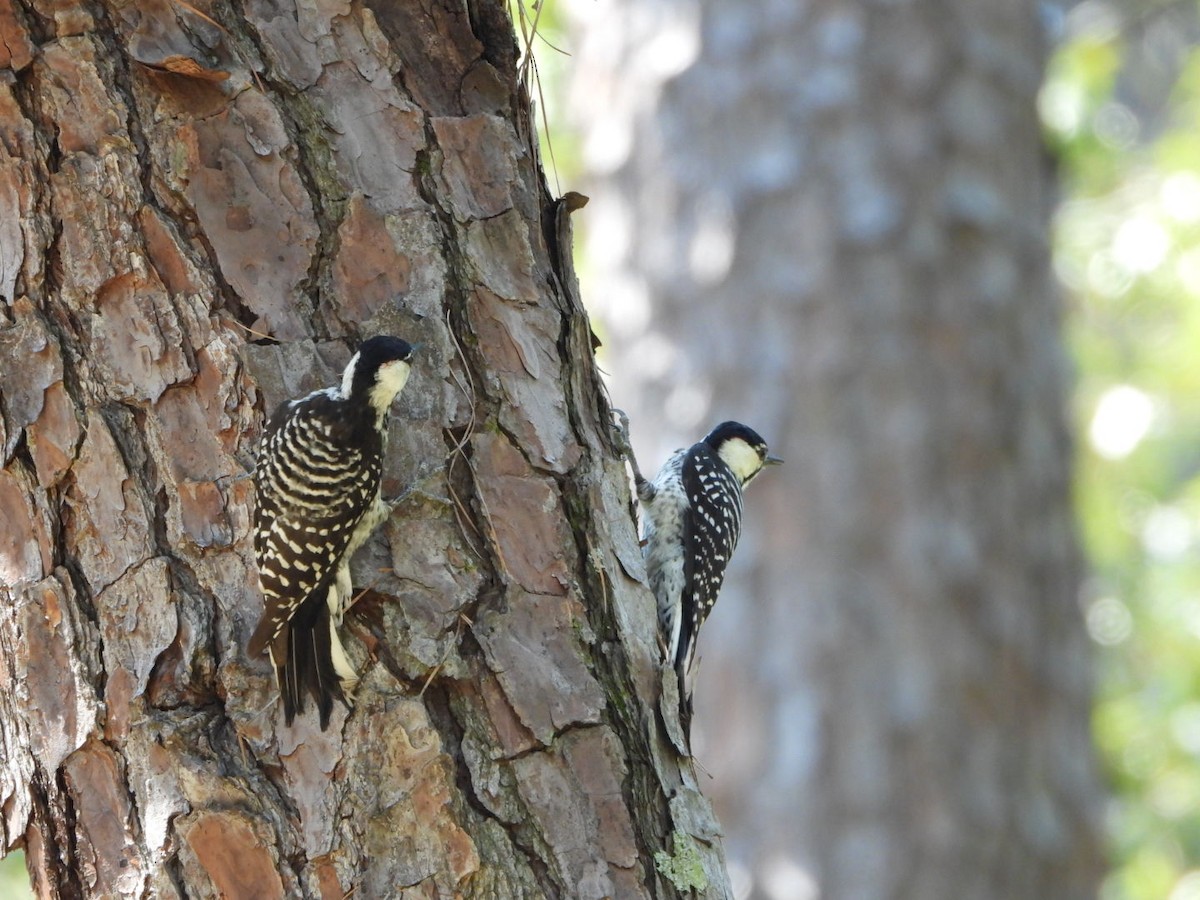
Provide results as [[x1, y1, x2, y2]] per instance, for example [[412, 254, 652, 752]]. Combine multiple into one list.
[[609, 408, 628, 451], [610, 408, 633, 459], [384, 465, 446, 513], [386, 491, 412, 513], [611, 409, 654, 500]]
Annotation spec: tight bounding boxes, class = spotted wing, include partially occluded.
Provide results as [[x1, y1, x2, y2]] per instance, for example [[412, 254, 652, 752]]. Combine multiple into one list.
[[677, 443, 743, 677], [248, 397, 381, 658]]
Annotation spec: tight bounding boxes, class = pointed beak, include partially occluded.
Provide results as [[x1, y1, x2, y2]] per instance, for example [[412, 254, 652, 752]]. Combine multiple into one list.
[[765, 455, 784, 466]]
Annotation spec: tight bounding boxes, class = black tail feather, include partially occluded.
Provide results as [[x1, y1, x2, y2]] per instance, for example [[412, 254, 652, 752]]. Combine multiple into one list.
[[275, 603, 346, 730]]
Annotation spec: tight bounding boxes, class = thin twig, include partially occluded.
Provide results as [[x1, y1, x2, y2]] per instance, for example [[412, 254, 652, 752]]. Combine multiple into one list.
[[418, 611, 473, 698], [512, 0, 561, 193], [169, 0, 224, 33], [225, 317, 275, 342]]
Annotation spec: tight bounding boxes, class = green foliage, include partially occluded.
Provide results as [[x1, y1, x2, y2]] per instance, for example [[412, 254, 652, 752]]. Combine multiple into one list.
[[1047, 9, 1200, 898], [0, 851, 32, 899], [507, 0, 583, 191], [654, 832, 708, 893]]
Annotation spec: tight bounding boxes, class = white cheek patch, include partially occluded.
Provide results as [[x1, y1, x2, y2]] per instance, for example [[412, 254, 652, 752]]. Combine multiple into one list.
[[368, 360, 411, 414], [717, 438, 762, 484]]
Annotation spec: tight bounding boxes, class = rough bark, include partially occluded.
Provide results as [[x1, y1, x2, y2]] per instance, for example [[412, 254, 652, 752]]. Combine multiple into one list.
[[0, 2, 728, 897], [572, 0, 1106, 897]]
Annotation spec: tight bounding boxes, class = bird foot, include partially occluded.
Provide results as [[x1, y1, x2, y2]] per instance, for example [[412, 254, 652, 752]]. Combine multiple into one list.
[[384, 465, 447, 513], [611, 409, 654, 501], [610, 409, 633, 459]]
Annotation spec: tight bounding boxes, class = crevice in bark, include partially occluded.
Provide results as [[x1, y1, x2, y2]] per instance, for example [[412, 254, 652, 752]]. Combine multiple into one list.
[[97, 401, 156, 520], [6, 428, 32, 474], [55, 561, 105, 714], [465, 0, 519, 78], [156, 556, 222, 713], [426, 677, 559, 897], [562, 482, 674, 893], [10, 0, 47, 46], [174, 219, 263, 340], [161, 844, 191, 900], [511, 834, 557, 899], [41, 765, 83, 900], [498, 720, 607, 764], [109, 742, 153, 882], [150, 482, 173, 563], [9, 78, 60, 321], [16, 77, 59, 185], [91, 7, 152, 191]]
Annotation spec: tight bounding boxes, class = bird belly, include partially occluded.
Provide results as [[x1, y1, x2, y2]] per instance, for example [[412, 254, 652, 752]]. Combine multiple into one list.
[[643, 479, 689, 663]]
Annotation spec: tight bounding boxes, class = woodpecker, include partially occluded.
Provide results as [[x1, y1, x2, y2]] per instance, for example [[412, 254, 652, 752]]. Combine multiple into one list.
[[629, 420, 781, 725], [248, 335, 415, 729]]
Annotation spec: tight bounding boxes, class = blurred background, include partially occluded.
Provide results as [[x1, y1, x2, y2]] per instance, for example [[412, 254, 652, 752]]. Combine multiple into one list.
[[1, 0, 1195, 897]]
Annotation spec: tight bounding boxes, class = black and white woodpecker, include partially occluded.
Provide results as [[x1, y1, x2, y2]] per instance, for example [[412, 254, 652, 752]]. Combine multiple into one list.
[[626, 419, 781, 724], [248, 335, 415, 730]]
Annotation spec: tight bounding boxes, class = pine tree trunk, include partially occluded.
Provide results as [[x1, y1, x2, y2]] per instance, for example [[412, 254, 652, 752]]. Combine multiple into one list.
[[0, 2, 726, 897], [572, 0, 1107, 896]]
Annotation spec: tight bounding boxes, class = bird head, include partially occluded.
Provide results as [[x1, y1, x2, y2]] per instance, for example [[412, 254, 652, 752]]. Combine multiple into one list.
[[341, 335, 416, 415], [703, 421, 782, 486]]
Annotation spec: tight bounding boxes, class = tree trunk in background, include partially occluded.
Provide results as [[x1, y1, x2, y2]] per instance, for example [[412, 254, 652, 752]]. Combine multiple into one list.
[[0, 2, 730, 897], [572, 0, 1106, 896]]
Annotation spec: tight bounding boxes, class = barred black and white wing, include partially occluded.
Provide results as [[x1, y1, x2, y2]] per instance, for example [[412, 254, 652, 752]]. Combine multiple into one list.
[[249, 393, 382, 727], [676, 443, 744, 680]]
